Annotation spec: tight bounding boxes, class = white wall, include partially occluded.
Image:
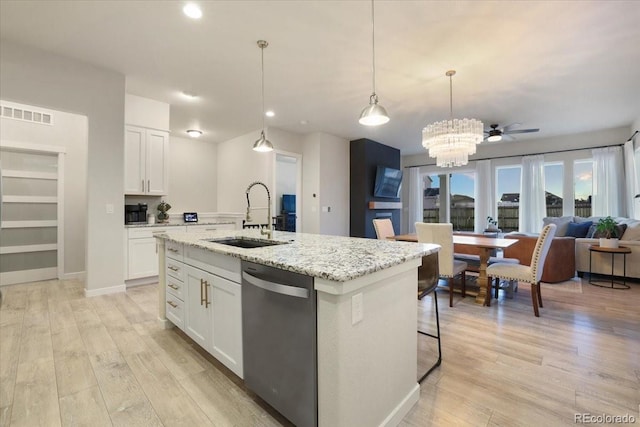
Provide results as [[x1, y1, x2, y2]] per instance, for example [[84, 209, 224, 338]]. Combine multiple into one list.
[[1, 40, 126, 294], [216, 127, 303, 224], [124, 94, 170, 130], [168, 136, 218, 213], [302, 132, 350, 236], [0, 101, 87, 276]]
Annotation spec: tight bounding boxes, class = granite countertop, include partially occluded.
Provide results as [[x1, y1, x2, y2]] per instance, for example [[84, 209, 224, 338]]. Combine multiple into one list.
[[157, 229, 439, 282], [125, 221, 235, 228]]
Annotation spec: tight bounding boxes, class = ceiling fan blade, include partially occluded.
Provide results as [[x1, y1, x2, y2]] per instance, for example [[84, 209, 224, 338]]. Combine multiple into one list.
[[503, 128, 540, 134], [502, 134, 516, 141], [501, 123, 521, 132]]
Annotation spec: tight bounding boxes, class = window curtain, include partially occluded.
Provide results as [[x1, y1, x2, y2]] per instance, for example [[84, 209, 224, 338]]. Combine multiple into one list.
[[407, 167, 423, 233], [623, 140, 637, 219], [474, 160, 493, 233], [592, 146, 624, 216], [519, 154, 546, 233]]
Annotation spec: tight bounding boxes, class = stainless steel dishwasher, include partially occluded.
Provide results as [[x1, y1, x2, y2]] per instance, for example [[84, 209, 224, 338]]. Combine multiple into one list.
[[241, 261, 317, 427]]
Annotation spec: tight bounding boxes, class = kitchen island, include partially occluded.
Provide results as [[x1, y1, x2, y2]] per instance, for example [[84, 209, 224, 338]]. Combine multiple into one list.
[[156, 229, 439, 427]]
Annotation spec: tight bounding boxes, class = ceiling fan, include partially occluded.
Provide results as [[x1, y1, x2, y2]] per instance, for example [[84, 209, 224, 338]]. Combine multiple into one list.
[[484, 123, 540, 142]]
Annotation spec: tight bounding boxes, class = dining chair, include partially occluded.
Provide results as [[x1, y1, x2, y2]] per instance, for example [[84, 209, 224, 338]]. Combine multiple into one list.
[[415, 222, 467, 307], [373, 218, 395, 240], [486, 224, 557, 317]]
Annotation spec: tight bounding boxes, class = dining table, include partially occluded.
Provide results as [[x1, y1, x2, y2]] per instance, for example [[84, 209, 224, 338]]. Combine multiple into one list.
[[392, 233, 517, 306]]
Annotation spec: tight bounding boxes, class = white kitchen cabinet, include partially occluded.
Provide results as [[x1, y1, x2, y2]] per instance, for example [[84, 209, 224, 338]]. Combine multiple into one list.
[[211, 275, 243, 378], [124, 125, 169, 195], [184, 264, 214, 352], [164, 242, 243, 378], [126, 226, 185, 280]]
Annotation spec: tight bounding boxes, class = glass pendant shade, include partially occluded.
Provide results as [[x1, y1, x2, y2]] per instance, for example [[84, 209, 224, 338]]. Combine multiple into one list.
[[253, 130, 273, 152], [359, 94, 390, 126]]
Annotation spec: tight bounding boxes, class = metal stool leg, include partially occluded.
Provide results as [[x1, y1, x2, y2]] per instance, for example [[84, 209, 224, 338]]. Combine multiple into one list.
[[418, 288, 442, 383]]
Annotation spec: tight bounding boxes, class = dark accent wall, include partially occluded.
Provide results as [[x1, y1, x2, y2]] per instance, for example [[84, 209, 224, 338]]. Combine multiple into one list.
[[350, 139, 401, 238]]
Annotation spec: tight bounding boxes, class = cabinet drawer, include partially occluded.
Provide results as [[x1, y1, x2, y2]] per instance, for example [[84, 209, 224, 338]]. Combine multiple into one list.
[[166, 240, 184, 261], [128, 226, 174, 239], [165, 291, 184, 330], [166, 276, 184, 300], [184, 245, 241, 283], [166, 258, 185, 281]]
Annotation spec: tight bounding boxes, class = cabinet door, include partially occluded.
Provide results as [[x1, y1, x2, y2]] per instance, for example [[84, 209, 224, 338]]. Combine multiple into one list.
[[146, 129, 169, 195], [184, 265, 213, 352], [124, 125, 145, 194], [127, 237, 159, 279], [211, 276, 243, 378]]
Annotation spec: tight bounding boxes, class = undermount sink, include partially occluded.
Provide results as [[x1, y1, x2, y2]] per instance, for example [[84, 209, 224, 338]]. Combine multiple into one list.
[[204, 237, 288, 249]]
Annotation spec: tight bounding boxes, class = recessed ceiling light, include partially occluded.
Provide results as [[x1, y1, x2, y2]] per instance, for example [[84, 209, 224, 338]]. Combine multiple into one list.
[[183, 3, 202, 19], [186, 129, 203, 138], [265, 110, 275, 117], [181, 91, 197, 99]]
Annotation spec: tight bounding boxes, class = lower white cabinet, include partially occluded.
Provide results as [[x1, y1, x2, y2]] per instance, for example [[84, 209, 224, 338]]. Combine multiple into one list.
[[211, 275, 243, 377], [167, 244, 243, 378], [184, 264, 214, 351], [127, 226, 183, 280]]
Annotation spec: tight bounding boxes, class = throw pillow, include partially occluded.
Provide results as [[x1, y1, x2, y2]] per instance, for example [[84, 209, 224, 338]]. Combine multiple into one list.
[[542, 216, 574, 237], [621, 222, 640, 240], [586, 224, 598, 239], [565, 221, 592, 238]]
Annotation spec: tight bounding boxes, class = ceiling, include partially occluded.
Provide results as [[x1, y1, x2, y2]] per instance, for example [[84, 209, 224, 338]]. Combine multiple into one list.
[[1, 1, 639, 155]]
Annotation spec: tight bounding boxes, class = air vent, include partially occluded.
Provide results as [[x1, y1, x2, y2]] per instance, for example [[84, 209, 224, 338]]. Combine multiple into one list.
[[1, 104, 53, 125]]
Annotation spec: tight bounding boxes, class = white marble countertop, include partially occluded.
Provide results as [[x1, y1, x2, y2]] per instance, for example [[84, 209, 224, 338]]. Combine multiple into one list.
[[125, 221, 235, 228], [157, 229, 439, 282]]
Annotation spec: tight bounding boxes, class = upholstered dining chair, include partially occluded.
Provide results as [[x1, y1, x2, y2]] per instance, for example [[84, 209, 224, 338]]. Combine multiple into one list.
[[415, 222, 467, 307], [486, 224, 557, 317], [373, 218, 395, 240]]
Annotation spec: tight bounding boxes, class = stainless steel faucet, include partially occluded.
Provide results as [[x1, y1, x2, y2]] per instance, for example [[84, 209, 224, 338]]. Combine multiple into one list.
[[245, 181, 273, 239]]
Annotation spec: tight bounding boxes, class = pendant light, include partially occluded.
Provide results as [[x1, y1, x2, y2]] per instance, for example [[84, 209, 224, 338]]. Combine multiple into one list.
[[359, 0, 389, 126], [422, 70, 483, 167], [253, 40, 274, 152]]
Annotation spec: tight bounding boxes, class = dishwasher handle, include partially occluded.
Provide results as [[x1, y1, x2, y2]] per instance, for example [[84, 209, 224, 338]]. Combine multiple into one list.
[[242, 271, 309, 299]]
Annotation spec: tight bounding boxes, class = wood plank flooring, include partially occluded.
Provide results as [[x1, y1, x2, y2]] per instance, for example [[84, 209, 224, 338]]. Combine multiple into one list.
[[0, 277, 638, 426]]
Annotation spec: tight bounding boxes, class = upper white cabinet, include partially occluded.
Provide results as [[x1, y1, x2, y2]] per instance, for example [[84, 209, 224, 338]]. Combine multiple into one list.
[[124, 125, 169, 195]]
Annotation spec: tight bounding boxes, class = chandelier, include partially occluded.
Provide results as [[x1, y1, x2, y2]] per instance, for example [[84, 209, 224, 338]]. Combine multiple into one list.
[[422, 70, 483, 167]]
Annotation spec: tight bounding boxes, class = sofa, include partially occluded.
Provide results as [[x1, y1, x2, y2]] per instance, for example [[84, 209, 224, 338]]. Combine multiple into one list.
[[541, 216, 640, 281]]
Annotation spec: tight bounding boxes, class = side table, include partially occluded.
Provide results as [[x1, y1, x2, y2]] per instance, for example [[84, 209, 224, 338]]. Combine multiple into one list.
[[588, 245, 631, 289]]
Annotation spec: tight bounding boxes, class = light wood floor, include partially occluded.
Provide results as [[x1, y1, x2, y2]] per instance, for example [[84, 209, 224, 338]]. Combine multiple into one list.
[[0, 277, 638, 426]]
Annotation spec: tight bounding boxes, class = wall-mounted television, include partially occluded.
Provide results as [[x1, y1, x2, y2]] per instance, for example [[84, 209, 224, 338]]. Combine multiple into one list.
[[373, 166, 403, 198]]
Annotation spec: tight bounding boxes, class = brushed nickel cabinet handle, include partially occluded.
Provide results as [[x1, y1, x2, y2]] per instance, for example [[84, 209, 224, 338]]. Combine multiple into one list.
[[148, 180, 150, 192], [200, 278, 205, 306], [167, 301, 178, 308], [142, 179, 145, 192], [168, 266, 179, 272], [168, 248, 179, 253], [205, 280, 211, 308], [168, 283, 179, 290]]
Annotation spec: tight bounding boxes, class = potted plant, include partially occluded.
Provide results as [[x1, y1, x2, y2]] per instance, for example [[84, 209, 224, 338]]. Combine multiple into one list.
[[596, 216, 619, 248]]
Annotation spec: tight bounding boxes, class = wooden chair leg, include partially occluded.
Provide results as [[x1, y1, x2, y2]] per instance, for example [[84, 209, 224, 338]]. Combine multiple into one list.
[[449, 277, 454, 307], [493, 277, 499, 299], [530, 283, 540, 317], [537, 281, 543, 308], [461, 272, 466, 297]]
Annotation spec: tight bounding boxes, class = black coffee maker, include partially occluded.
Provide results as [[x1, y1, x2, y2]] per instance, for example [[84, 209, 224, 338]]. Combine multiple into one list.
[[125, 203, 148, 224]]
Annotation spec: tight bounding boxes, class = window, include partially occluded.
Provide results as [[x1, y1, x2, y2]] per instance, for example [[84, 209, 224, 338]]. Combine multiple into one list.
[[450, 172, 475, 231], [544, 162, 564, 217], [496, 166, 521, 232], [422, 174, 440, 224], [574, 160, 593, 217]]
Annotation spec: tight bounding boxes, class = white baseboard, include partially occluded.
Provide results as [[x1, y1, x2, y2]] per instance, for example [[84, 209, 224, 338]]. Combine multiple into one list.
[[63, 271, 86, 281], [84, 283, 126, 297], [158, 317, 173, 329], [125, 276, 158, 287], [381, 383, 420, 427]]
